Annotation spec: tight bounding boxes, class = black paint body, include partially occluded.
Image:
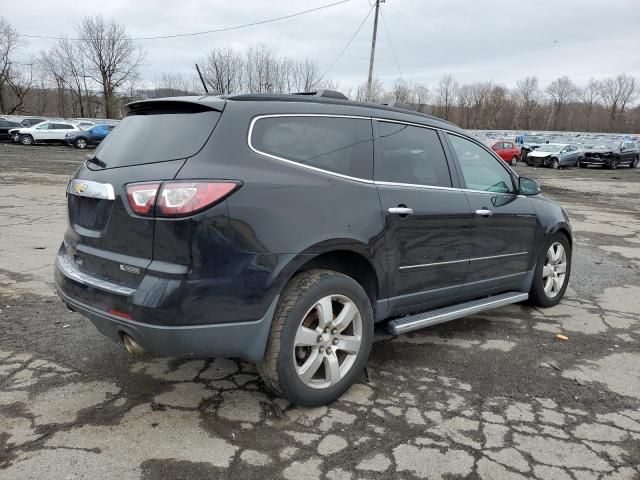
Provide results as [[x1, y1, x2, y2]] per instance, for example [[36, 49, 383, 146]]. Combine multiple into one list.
[[54, 94, 572, 362]]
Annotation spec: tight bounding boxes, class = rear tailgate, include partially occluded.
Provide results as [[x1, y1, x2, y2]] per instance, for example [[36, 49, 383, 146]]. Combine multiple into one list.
[[62, 99, 224, 289]]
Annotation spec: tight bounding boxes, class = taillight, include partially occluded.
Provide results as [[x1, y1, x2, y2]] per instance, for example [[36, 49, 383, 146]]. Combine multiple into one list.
[[125, 181, 239, 217], [126, 182, 160, 215]]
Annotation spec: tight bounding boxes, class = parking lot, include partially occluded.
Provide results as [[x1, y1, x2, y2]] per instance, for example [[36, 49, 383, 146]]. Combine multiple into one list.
[[1, 143, 639, 479]]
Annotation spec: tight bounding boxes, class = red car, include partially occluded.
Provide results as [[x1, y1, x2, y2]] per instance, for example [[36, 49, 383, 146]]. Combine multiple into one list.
[[490, 140, 520, 165]]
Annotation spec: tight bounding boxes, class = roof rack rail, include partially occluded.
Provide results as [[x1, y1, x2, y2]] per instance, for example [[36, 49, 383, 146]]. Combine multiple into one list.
[[380, 101, 417, 112], [293, 90, 348, 100]]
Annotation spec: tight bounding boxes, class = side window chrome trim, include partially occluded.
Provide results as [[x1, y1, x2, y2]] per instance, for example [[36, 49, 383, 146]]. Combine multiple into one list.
[[247, 114, 375, 185], [247, 113, 514, 196]]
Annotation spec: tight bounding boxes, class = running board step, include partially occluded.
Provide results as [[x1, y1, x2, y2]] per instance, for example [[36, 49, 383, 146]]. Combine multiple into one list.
[[387, 291, 529, 335]]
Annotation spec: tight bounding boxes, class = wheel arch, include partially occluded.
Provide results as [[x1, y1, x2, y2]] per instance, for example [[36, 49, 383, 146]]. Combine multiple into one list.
[[272, 244, 385, 310]]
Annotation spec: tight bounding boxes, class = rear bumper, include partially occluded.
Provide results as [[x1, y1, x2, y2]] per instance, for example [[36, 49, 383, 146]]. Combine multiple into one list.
[[56, 284, 277, 362], [54, 249, 279, 362]]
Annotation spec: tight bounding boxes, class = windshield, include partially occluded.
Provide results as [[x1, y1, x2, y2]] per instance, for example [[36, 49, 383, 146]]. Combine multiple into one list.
[[536, 144, 563, 153], [525, 136, 544, 143]]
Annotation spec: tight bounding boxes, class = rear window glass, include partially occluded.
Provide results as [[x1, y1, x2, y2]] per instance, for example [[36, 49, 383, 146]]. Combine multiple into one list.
[[92, 109, 220, 168], [251, 116, 374, 179]]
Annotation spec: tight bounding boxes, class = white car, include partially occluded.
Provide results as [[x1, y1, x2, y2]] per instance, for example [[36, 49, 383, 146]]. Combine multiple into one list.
[[10, 121, 81, 145]]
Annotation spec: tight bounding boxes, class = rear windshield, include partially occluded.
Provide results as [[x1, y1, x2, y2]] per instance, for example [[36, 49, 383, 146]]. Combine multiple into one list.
[[91, 107, 220, 168]]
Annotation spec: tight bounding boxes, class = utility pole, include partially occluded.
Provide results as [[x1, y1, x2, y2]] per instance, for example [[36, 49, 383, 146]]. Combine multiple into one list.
[[366, 0, 382, 102]]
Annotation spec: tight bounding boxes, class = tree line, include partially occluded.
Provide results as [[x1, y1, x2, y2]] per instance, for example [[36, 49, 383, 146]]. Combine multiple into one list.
[[1, 15, 638, 133]]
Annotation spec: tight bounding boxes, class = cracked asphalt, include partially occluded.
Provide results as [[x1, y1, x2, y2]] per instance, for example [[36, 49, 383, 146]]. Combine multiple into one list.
[[1, 143, 639, 480]]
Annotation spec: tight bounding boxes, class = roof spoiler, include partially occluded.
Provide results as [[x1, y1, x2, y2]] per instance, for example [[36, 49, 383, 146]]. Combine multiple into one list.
[[124, 96, 225, 115]]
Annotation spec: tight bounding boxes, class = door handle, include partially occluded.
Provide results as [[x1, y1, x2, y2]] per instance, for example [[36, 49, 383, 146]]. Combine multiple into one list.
[[475, 209, 493, 216], [388, 207, 413, 216]]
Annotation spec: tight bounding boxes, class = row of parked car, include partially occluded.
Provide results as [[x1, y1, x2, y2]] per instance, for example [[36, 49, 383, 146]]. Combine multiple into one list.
[[0, 117, 116, 149], [484, 134, 639, 170]]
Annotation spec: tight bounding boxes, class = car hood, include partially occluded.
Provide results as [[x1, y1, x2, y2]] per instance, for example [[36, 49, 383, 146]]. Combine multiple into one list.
[[528, 150, 554, 157]]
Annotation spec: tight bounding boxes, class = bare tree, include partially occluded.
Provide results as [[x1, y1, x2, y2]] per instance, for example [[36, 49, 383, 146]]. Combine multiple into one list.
[[354, 77, 384, 103], [513, 76, 540, 130], [546, 76, 578, 130], [202, 48, 244, 94], [150, 72, 194, 98], [578, 79, 600, 131], [434, 74, 457, 121], [0, 17, 34, 114], [383, 78, 416, 104], [598, 73, 638, 130], [412, 84, 430, 105], [77, 15, 145, 118]]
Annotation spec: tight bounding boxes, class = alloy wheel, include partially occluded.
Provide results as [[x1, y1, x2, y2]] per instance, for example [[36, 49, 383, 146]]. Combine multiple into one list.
[[76, 139, 87, 149], [542, 242, 567, 299], [551, 159, 559, 169], [293, 294, 362, 389]]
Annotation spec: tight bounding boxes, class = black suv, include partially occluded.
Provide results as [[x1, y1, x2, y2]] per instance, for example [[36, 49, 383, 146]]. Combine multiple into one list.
[[55, 92, 572, 405]]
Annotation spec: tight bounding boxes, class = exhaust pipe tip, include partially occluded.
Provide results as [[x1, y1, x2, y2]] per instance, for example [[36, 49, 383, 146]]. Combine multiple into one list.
[[123, 335, 145, 354]]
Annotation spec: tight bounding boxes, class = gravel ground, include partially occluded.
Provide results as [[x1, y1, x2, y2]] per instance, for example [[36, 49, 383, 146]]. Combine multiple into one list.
[[1, 144, 639, 480]]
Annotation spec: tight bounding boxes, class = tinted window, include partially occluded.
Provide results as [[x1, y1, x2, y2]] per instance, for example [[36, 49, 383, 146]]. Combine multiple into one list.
[[55, 124, 74, 130], [251, 116, 373, 179], [448, 134, 514, 193], [93, 109, 220, 168], [376, 122, 451, 187]]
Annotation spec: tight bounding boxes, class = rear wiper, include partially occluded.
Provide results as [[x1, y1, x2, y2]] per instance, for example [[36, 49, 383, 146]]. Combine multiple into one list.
[[85, 155, 106, 168]]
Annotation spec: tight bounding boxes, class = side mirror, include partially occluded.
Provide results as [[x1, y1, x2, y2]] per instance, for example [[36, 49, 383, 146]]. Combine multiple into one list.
[[519, 177, 541, 196]]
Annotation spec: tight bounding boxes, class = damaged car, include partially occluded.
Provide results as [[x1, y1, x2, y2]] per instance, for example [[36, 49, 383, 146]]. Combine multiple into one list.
[[526, 144, 583, 169], [579, 141, 639, 169]]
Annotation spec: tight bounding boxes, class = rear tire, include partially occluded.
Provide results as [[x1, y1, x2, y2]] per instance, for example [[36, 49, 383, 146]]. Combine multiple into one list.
[[529, 233, 571, 308], [258, 269, 373, 406], [20, 134, 34, 146], [511, 156, 518, 166]]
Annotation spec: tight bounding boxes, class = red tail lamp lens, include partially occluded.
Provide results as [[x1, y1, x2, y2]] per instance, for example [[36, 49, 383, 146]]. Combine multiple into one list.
[[126, 182, 160, 216], [125, 181, 239, 217], [156, 182, 239, 216]]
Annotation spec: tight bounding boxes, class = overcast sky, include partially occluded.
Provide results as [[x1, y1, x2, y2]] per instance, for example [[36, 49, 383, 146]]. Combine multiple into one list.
[[7, 0, 640, 90]]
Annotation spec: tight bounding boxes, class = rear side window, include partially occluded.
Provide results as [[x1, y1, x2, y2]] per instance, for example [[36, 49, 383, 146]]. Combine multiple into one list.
[[55, 123, 73, 129], [375, 121, 452, 187], [93, 106, 220, 168], [250, 116, 373, 179]]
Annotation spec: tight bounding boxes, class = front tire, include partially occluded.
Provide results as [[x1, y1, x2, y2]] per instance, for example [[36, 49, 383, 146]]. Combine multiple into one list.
[[631, 156, 639, 168], [550, 158, 560, 169], [529, 233, 571, 307], [20, 134, 34, 146], [258, 269, 373, 406], [609, 158, 618, 169], [75, 138, 87, 149]]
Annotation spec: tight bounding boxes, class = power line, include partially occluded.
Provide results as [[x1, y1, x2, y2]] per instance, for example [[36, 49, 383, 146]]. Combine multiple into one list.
[[319, 3, 375, 81], [21, 0, 351, 41], [380, 8, 402, 77]]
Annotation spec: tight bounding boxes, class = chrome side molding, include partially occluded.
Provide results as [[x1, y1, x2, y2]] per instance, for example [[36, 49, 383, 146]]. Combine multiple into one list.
[[67, 179, 115, 200], [388, 291, 529, 335]]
